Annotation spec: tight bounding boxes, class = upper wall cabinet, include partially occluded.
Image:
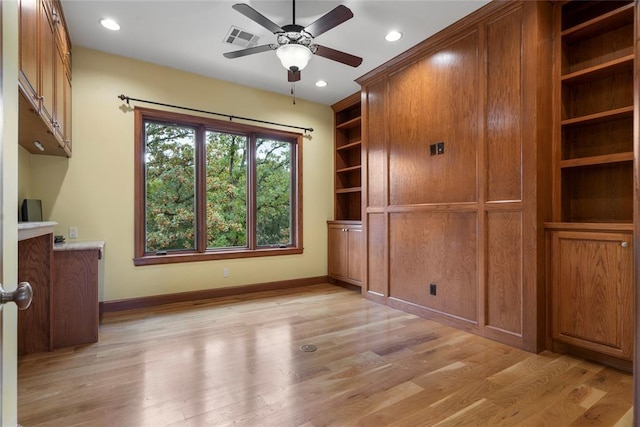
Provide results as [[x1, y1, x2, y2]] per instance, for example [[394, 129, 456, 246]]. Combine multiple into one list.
[[19, 0, 72, 158]]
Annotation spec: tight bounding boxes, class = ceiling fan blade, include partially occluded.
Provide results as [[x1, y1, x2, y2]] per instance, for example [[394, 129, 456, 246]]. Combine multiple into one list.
[[223, 44, 275, 59], [288, 69, 301, 82], [232, 3, 284, 34], [313, 45, 363, 67], [304, 5, 353, 38]]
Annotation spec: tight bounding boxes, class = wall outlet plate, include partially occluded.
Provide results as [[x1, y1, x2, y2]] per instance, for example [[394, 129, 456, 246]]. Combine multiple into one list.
[[429, 283, 437, 296]]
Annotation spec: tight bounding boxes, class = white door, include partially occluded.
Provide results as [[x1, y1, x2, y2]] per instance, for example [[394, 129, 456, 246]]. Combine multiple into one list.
[[1, 2, 23, 425]]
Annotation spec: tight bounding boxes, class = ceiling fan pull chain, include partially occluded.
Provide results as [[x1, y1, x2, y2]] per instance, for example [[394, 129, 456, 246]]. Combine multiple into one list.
[[291, 82, 296, 105]]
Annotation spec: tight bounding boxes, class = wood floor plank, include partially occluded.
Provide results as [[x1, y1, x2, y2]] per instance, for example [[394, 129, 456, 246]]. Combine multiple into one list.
[[17, 284, 633, 426]]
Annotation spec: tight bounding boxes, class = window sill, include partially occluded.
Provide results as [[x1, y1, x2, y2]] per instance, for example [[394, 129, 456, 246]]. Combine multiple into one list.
[[133, 247, 303, 266]]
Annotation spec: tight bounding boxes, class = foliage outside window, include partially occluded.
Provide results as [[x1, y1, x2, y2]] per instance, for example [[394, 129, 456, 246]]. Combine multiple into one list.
[[134, 108, 302, 265]]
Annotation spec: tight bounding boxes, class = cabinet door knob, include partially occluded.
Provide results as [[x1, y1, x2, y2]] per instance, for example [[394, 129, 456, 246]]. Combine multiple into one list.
[[621, 241, 629, 248]]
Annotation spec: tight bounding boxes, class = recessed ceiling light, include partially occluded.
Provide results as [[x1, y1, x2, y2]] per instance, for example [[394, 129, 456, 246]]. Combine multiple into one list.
[[385, 31, 402, 42], [100, 18, 121, 31], [315, 80, 328, 88]]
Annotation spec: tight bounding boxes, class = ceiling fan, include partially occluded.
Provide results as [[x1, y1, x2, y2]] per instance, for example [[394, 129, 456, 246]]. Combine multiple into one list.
[[223, 1, 363, 82]]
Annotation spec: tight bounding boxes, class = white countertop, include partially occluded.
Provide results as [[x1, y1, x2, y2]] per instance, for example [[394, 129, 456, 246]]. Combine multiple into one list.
[[54, 241, 105, 259], [18, 221, 58, 241]]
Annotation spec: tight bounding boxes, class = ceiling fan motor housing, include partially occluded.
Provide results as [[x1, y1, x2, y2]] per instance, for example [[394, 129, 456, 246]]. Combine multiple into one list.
[[277, 25, 313, 48]]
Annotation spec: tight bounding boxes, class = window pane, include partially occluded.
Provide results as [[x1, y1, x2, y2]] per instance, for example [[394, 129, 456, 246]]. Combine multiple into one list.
[[205, 131, 248, 249], [256, 138, 292, 247], [144, 121, 196, 252]]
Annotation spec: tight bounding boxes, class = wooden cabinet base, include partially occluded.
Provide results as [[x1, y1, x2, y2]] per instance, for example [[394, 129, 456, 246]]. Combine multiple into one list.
[[327, 221, 363, 287], [52, 249, 100, 347], [17, 234, 53, 355]]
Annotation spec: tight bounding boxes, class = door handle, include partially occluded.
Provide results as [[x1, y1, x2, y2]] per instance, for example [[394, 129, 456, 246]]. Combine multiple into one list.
[[0, 282, 33, 310]]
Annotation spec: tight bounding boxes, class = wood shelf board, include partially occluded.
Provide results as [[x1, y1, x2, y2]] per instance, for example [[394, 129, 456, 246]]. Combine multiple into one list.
[[336, 165, 362, 174], [336, 187, 362, 194], [336, 140, 362, 151], [544, 222, 634, 232], [336, 116, 362, 130], [561, 55, 633, 85], [327, 220, 362, 226], [561, 106, 633, 127], [560, 152, 633, 168], [561, 3, 634, 42]]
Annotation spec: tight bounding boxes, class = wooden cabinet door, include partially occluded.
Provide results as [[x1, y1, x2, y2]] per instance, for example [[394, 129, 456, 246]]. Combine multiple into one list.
[[39, 0, 55, 125], [53, 43, 70, 144], [346, 226, 363, 283], [19, 0, 39, 103], [63, 71, 72, 151], [328, 225, 347, 279], [551, 231, 633, 360]]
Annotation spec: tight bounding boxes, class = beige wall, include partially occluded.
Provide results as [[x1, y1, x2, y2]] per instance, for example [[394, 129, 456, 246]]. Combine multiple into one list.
[[18, 146, 31, 208], [24, 47, 334, 301]]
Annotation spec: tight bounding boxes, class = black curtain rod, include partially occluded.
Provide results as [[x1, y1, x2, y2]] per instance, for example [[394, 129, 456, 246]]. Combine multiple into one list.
[[117, 94, 314, 133]]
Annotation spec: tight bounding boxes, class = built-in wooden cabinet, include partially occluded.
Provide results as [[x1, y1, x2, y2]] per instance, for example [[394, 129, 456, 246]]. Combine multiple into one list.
[[327, 221, 363, 286], [17, 232, 53, 355], [546, 0, 635, 367], [549, 228, 633, 362], [555, 1, 634, 224], [53, 247, 101, 348], [328, 93, 363, 289], [18, 226, 103, 355], [357, 1, 553, 352], [332, 92, 362, 221], [18, 0, 72, 157]]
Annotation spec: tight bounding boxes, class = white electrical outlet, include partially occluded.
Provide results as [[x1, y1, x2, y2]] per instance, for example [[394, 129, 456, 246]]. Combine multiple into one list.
[[69, 226, 78, 239], [223, 268, 229, 278]]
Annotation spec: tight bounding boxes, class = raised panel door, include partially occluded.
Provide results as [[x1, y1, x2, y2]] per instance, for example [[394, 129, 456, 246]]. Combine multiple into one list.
[[486, 6, 523, 202], [486, 211, 523, 335], [388, 31, 479, 205], [551, 231, 633, 360], [389, 212, 478, 322], [365, 79, 387, 208], [54, 43, 65, 140], [39, 0, 55, 126], [19, 0, 39, 104], [63, 71, 72, 151], [346, 227, 363, 283], [328, 225, 347, 280], [367, 214, 386, 296]]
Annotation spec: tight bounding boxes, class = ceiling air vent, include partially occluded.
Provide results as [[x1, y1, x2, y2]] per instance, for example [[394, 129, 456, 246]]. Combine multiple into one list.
[[223, 26, 260, 49]]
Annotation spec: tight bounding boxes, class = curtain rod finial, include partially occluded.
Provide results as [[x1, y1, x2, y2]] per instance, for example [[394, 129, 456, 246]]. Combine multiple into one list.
[[118, 94, 130, 105]]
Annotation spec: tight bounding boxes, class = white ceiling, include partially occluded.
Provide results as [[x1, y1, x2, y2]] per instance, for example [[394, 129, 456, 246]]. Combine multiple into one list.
[[61, 0, 490, 106]]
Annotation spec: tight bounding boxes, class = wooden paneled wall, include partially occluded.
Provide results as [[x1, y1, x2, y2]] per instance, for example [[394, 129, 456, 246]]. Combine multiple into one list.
[[357, 1, 553, 352]]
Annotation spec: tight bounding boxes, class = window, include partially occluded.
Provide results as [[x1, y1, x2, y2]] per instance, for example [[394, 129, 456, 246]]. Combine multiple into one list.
[[134, 108, 302, 265]]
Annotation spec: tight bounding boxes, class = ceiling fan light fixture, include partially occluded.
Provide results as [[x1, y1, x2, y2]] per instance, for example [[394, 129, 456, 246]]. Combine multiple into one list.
[[276, 44, 313, 72]]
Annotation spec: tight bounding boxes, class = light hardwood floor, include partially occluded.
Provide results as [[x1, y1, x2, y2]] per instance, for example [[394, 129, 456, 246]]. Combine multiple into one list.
[[18, 284, 633, 426]]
